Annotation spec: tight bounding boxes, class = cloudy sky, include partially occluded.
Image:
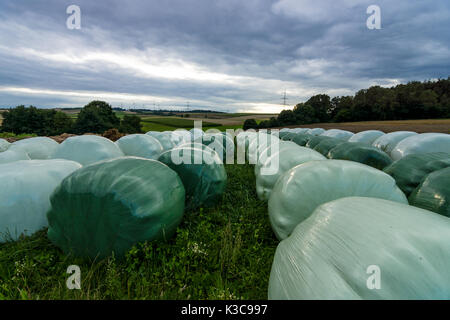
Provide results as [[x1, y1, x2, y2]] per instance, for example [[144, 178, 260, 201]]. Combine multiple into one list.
[[0, 0, 449, 113]]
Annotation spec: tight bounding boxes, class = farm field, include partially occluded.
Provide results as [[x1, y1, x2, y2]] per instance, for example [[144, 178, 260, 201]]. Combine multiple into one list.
[[280, 119, 450, 134], [0, 164, 277, 300]]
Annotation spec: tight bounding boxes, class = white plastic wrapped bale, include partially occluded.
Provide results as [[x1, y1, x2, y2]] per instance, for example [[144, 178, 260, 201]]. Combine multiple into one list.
[[171, 129, 192, 145], [0, 138, 10, 152], [190, 128, 204, 142], [146, 131, 175, 151], [9, 137, 59, 159], [247, 133, 280, 164], [0, 148, 31, 164], [306, 128, 325, 136], [256, 146, 326, 201], [116, 134, 163, 159], [348, 130, 385, 145], [372, 131, 417, 154], [255, 141, 296, 175], [291, 128, 309, 134], [0, 160, 82, 242], [321, 129, 354, 140], [52, 135, 124, 166], [391, 133, 450, 160], [268, 197, 450, 300], [268, 160, 407, 240]]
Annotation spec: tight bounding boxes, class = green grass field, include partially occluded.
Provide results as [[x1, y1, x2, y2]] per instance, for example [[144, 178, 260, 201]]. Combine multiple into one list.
[[0, 164, 277, 300]]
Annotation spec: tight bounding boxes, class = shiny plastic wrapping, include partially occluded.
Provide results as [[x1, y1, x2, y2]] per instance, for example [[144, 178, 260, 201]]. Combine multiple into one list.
[[305, 136, 333, 149], [256, 146, 325, 201], [0, 160, 82, 242], [146, 131, 175, 151], [10, 137, 59, 159], [269, 197, 450, 300], [320, 129, 354, 140], [0, 148, 30, 164], [268, 160, 407, 240], [391, 133, 450, 160], [348, 130, 385, 144], [158, 147, 227, 210], [327, 142, 393, 170], [116, 134, 163, 160], [52, 135, 124, 166], [383, 152, 450, 196], [313, 137, 345, 157], [0, 138, 10, 152], [291, 133, 314, 147], [47, 157, 185, 259], [306, 128, 325, 136], [409, 167, 450, 217], [372, 131, 417, 155]]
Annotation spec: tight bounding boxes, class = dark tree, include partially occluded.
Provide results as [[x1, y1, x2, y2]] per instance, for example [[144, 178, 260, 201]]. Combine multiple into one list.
[[120, 115, 142, 134], [73, 101, 120, 134], [243, 119, 258, 130]]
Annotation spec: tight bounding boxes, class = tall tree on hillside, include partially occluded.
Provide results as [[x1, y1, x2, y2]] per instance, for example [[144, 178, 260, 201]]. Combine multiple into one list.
[[73, 101, 120, 134]]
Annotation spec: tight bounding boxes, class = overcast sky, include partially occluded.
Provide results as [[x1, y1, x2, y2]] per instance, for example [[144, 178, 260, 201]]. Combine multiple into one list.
[[0, 0, 449, 113]]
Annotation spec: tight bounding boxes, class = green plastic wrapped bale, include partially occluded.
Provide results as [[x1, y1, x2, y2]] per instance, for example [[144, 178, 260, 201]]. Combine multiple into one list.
[[313, 138, 345, 157], [158, 147, 226, 210], [409, 167, 450, 217], [306, 128, 325, 136], [269, 197, 450, 300], [268, 160, 407, 240], [1, 160, 82, 242], [278, 132, 291, 139], [280, 132, 297, 141], [47, 157, 185, 259], [255, 141, 297, 175], [116, 134, 163, 160], [256, 146, 325, 201], [328, 142, 393, 170], [383, 153, 450, 197], [10, 137, 59, 159], [305, 136, 333, 149], [0, 138, 10, 152], [52, 135, 124, 166], [348, 130, 385, 144], [291, 133, 314, 147]]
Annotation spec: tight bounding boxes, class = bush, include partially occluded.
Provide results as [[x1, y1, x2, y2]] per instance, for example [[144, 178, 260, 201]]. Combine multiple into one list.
[[0, 106, 73, 136], [73, 101, 120, 134], [243, 119, 258, 131], [119, 115, 142, 134]]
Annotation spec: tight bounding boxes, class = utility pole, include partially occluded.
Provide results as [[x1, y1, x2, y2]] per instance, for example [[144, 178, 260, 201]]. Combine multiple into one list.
[[282, 90, 288, 107]]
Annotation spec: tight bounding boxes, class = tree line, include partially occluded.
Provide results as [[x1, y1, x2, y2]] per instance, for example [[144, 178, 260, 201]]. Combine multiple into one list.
[[244, 78, 450, 130], [0, 101, 142, 136]]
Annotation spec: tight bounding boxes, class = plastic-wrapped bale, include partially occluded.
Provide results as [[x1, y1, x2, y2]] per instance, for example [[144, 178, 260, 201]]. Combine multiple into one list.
[[391, 133, 450, 161], [0, 138, 10, 152], [247, 133, 279, 164], [372, 131, 417, 154], [202, 133, 235, 162], [162, 130, 187, 146], [0, 160, 82, 242], [409, 167, 450, 217], [0, 148, 30, 164], [268, 160, 407, 240], [280, 132, 297, 141], [321, 129, 354, 140], [268, 197, 450, 300], [328, 142, 393, 170], [306, 128, 325, 136], [158, 147, 226, 210], [255, 141, 297, 175], [291, 133, 313, 147], [256, 146, 325, 201], [190, 128, 204, 141], [348, 130, 384, 145], [52, 135, 124, 166], [313, 137, 345, 157], [291, 128, 309, 134], [146, 131, 175, 151], [47, 157, 185, 259], [9, 137, 59, 159], [305, 136, 333, 149], [383, 153, 450, 196], [278, 131, 291, 139], [116, 134, 163, 160]]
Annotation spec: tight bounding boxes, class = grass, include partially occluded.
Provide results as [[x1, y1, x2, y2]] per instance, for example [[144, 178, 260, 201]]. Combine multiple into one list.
[[0, 132, 37, 140], [0, 164, 278, 300]]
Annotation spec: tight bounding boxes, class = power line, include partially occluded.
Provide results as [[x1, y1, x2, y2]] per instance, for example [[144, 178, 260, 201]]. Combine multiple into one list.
[[281, 90, 288, 107]]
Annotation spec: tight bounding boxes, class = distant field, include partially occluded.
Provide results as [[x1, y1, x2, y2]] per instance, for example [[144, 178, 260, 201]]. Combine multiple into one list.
[[281, 119, 450, 134]]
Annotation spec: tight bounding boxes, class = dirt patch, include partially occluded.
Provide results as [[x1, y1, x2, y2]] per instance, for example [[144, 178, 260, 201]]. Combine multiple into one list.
[[276, 119, 450, 134]]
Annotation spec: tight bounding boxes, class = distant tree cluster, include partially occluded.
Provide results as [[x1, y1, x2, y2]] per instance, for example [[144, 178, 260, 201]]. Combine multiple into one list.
[[0, 101, 143, 136], [249, 78, 450, 129]]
